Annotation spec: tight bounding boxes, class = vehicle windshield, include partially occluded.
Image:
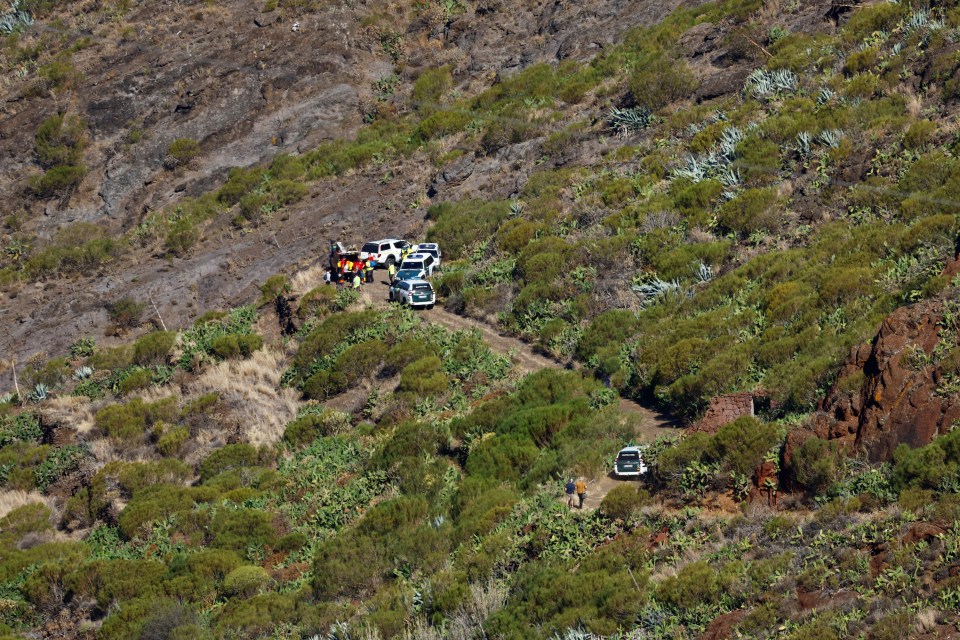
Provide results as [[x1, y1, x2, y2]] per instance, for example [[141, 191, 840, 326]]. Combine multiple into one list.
[[396, 270, 421, 280], [413, 284, 433, 292], [419, 249, 438, 258], [402, 261, 425, 270], [617, 451, 640, 461], [361, 243, 378, 253]]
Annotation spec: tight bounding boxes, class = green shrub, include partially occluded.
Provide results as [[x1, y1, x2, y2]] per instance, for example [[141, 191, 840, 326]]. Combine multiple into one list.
[[89, 344, 134, 370], [417, 110, 472, 140], [893, 428, 960, 491], [166, 138, 201, 166], [291, 309, 380, 376], [426, 200, 510, 259], [223, 566, 271, 597], [157, 426, 190, 456], [903, 120, 936, 150], [95, 397, 177, 445], [118, 484, 218, 539], [165, 218, 199, 257], [712, 417, 781, 476], [396, 356, 448, 398], [466, 434, 539, 481], [576, 310, 640, 362], [107, 297, 145, 331], [218, 167, 264, 205], [717, 188, 781, 234], [187, 549, 243, 582], [599, 484, 650, 520], [297, 286, 337, 320], [199, 444, 262, 482], [118, 368, 153, 395], [313, 531, 385, 599], [211, 509, 276, 552], [789, 436, 842, 493], [211, 333, 263, 359], [35, 113, 86, 169], [29, 357, 70, 387], [133, 331, 177, 366], [656, 560, 721, 609], [29, 164, 87, 196], [412, 66, 453, 113], [627, 54, 698, 111], [257, 274, 290, 306], [282, 408, 351, 447]]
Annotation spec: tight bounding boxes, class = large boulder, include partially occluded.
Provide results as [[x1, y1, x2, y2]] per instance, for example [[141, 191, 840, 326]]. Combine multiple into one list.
[[813, 296, 960, 462]]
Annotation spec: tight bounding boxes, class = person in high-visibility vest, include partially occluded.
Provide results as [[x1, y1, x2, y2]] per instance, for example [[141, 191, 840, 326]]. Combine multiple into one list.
[[352, 273, 361, 289], [388, 262, 397, 282], [363, 260, 374, 283]]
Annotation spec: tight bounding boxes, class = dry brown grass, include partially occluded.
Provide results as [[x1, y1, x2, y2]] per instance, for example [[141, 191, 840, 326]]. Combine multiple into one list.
[[291, 265, 328, 296], [0, 490, 53, 520], [38, 395, 95, 435], [191, 347, 298, 448]]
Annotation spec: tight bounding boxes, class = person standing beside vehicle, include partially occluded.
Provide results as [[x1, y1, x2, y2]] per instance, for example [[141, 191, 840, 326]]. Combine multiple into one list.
[[575, 478, 587, 509], [353, 273, 361, 290], [364, 259, 375, 283], [388, 262, 397, 282]]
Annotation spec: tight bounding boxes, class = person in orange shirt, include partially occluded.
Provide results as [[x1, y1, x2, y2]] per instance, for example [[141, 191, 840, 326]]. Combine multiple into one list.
[[575, 478, 587, 509]]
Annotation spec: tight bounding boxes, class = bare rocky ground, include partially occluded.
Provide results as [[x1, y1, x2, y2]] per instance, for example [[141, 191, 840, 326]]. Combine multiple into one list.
[[0, 0, 719, 377]]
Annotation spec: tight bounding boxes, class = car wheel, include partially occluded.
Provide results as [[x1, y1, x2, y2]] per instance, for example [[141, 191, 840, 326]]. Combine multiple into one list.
[[426, 304, 434, 310]]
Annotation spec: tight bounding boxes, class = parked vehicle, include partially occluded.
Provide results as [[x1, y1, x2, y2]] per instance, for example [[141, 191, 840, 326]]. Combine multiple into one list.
[[399, 252, 437, 277], [613, 446, 647, 478], [389, 279, 436, 308], [393, 267, 425, 283], [412, 242, 442, 269], [359, 238, 409, 267]]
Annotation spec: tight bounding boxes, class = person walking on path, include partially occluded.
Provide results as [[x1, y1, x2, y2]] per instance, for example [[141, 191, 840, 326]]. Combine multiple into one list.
[[575, 478, 587, 509], [564, 478, 576, 508]]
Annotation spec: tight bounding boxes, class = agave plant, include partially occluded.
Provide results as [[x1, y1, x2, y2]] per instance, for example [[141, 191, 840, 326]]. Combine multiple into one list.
[[794, 131, 813, 158], [696, 261, 714, 283], [608, 105, 653, 136], [717, 165, 742, 189], [551, 629, 597, 640], [72, 366, 94, 380], [745, 68, 797, 98], [30, 383, 49, 403], [818, 128, 844, 148], [816, 87, 836, 105], [0, 1, 32, 35], [509, 200, 524, 217], [0, 393, 14, 404], [631, 278, 683, 308]]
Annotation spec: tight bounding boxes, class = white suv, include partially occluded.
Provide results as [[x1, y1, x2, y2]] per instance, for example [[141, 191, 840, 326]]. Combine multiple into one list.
[[359, 239, 408, 267], [399, 252, 437, 277], [412, 243, 442, 269]]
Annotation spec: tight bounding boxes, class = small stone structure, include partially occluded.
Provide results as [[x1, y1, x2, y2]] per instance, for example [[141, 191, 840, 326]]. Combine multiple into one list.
[[693, 392, 755, 433]]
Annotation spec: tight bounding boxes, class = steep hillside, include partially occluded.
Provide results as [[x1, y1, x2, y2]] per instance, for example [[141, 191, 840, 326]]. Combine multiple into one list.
[[6, 0, 960, 638]]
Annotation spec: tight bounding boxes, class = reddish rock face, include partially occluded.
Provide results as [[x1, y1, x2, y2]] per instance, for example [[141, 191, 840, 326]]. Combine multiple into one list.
[[814, 298, 960, 462]]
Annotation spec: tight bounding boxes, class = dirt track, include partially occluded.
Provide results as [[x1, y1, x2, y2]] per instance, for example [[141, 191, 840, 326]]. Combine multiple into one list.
[[348, 267, 680, 508]]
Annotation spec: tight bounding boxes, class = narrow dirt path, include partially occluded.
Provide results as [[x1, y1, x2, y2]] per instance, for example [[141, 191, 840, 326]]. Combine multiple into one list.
[[313, 266, 681, 508]]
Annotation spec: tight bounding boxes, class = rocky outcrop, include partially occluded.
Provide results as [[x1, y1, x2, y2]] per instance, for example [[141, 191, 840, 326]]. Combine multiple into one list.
[[812, 295, 960, 462]]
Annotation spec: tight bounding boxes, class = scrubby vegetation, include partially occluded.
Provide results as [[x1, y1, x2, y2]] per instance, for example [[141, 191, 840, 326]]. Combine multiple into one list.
[[9, 0, 960, 637]]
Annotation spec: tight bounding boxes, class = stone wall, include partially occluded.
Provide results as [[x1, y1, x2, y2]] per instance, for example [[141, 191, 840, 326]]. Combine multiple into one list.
[[694, 392, 755, 433]]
